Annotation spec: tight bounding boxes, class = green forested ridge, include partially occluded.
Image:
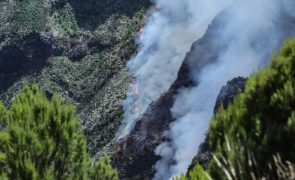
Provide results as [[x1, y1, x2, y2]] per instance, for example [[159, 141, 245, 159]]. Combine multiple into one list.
[[0, 85, 118, 179], [2, 1, 294, 179], [0, 0, 150, 156], [0, 0, 48, 44], [182, 40, 295, 179], [0, 0, 150, 43]]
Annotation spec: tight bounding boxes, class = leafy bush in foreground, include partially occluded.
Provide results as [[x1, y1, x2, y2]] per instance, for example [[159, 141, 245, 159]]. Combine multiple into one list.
[[0, 85, 118, 179]]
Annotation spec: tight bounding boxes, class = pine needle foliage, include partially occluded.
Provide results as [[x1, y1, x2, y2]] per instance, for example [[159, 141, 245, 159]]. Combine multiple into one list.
[[0, 85, 118, 179], [208, 39, 295, 179], [174, 164, 211, 180]]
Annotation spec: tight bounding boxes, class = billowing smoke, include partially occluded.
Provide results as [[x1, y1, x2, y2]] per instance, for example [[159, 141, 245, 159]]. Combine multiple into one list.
[[154, 0, 295, 179], [116, 0, 231, 139], [283, 0, 295, 18]]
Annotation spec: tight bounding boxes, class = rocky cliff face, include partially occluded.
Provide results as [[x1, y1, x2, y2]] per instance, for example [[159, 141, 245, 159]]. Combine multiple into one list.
[[213, 77, 247, 114], [0, 0, 151, 156]]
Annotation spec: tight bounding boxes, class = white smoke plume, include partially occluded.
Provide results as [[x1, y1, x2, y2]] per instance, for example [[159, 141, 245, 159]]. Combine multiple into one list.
[[154, 0, 295, 179], [116, 0, 231, 139]]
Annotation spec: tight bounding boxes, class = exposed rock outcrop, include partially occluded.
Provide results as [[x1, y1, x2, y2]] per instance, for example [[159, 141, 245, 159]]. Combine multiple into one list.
[[213, 77, 247, 114]]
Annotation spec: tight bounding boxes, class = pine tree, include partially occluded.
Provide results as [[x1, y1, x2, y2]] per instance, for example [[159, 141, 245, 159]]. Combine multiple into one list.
[[0, 85, 118, 179], [208, 39, 295, 179], [175, 164, 211, 180]]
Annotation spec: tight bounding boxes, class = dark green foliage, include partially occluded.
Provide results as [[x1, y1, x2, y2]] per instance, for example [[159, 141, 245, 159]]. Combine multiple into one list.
[[0, 85, 118, 179], [52, 3, 80, 37], [0, 0, 150, 156], [208, 39, 295, 179], [175, 164, 210, 180], [68, 0, 151, 30], [94, 156, 118, 180], [0, 0, 48, 43]]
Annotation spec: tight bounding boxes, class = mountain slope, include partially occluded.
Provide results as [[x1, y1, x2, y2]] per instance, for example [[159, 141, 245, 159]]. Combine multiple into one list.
[[0, 0, 151, 155], [208, 39, 295, 179], [113, 5, 295, 178]]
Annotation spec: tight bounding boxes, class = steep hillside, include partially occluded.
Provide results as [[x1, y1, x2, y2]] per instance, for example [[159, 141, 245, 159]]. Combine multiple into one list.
[[0, 0, 151, 155], [208, 39, 295, 179], [1, 1, 295, 179], [111, 13, 230, 178], [178, 38, 295, 180], [112, 5, 295, 178]]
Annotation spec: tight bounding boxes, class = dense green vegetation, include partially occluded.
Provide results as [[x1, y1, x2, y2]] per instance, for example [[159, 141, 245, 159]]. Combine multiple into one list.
[[182, 40, 295, 179], [175, 164, 210, 180], [52, 3, 79, 37], [68, 0, 150, 30], [0, 0, 48, 44], [0, 0, 150, 156], [0, 85, 118, 179]]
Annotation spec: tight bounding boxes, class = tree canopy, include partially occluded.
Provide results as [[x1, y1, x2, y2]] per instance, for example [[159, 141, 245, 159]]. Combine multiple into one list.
[[208, 39, 295, 179], [0, 85, 118, 179]]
